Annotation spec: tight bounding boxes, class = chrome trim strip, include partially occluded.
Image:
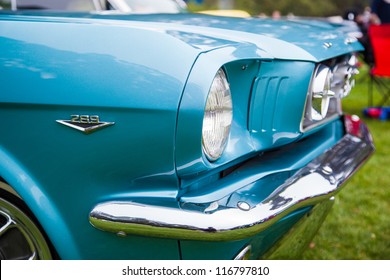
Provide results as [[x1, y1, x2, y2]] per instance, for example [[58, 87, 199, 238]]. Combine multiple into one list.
[[89, 119, 374, 241], [300, 110, 340, 133], [234, 245, 252, 260], [56, 120, 114, 134]]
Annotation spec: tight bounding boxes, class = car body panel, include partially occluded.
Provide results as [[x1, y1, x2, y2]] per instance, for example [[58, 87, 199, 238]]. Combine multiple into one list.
[[0, 10, 372, 260], [72, 13, 363, 62], [176, 56, 316, 178], [2, 12, 363, 61], [0, 15, 198, 259]]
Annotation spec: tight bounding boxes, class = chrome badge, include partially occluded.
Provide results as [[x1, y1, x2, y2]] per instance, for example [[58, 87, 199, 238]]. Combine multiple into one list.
[[56, 115, 114, 134]]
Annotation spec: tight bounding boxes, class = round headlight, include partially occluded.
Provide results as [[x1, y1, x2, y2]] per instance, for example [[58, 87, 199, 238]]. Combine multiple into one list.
[[311, 65, 334, 121], [202, 68, 233, 161]]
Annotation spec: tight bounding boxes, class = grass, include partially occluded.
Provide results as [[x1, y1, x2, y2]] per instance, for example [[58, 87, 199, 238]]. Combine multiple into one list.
[[302, 64, 390, 260]]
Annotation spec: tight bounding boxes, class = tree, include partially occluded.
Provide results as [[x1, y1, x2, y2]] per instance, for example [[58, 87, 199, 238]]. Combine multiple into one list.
[[188, 0, 372, 17]]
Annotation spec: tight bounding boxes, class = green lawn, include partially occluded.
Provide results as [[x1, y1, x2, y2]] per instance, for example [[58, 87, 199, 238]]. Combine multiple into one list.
[[302, 65, 390, 259]]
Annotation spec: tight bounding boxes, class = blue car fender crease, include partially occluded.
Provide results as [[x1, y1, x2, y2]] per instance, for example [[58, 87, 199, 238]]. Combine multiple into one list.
[[0, 5, 373, 260]]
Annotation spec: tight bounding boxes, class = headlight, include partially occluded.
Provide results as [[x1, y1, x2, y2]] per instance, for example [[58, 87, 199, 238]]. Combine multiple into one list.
[[301, 55, 358, 132], [311, 64, 335, 121], [202, 68, 233, 161]]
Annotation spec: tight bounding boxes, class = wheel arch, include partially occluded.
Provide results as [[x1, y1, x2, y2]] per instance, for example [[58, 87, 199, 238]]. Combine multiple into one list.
[[0, 148, 81, 259]]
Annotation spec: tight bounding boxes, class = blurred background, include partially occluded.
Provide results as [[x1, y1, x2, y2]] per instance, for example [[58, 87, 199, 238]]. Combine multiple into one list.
[[186, 0, 371, 17]]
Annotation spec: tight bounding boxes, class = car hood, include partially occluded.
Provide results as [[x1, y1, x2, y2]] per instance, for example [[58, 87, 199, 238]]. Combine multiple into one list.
[[4, 12, 363, 62], [95, 13, 363, 62]]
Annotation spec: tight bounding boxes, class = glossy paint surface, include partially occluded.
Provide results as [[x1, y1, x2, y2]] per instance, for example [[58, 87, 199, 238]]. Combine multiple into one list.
[[2, 11, 364, 60], [0, 15, 202, 259], [176, 56, 315, 178], [0, 11, 365, 259], [77, 13, 363, 61], [90, 116, 376, 246]]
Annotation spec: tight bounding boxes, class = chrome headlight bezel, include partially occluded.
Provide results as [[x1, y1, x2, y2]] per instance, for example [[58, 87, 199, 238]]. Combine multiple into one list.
[[202, 68, 233, 162], [310, 64, 335, 121], [301, 54, 358, 132]]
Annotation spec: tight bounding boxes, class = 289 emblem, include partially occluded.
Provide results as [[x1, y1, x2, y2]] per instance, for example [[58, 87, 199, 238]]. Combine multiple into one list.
[[70, 115, 100, 124], [56, 115, 115, 134]]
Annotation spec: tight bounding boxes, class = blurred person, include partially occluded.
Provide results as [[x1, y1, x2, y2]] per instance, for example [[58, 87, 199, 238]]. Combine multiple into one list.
[[343, 7, 374, 65], [272, 10, 281, 20], [371, 0, 390, 24]]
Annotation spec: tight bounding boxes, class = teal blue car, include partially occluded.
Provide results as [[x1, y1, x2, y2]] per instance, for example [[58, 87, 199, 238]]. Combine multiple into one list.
[[0, 1, 374, 260]]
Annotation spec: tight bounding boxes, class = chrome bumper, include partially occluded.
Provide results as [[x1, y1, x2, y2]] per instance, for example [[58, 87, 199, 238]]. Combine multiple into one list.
[[89, 116, 374, 241]]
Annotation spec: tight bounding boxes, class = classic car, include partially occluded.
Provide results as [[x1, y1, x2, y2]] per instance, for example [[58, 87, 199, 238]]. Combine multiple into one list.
[[0, 1, 374, 260]]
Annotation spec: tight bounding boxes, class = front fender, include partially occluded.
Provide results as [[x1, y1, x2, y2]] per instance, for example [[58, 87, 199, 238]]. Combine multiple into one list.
[[0, 147, 81, 259]]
